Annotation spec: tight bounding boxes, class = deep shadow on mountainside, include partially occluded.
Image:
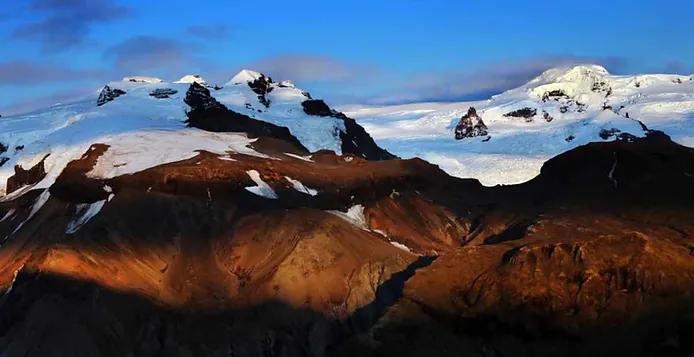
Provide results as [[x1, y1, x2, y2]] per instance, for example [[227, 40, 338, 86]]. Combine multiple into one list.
[[0, 94, 694, 357]]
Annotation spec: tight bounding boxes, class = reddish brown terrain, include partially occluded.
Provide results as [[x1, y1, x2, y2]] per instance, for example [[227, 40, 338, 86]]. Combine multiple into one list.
[[0, 96, 693, 357]]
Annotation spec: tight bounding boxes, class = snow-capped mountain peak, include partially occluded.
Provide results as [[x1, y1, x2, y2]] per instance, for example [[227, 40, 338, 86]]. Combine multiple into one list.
[[0, 69, 394, 197], [530, 64, 610, 85], [174, 74, 208, 86], [347, 63, 694, 186], [227, 69, 266, 85]]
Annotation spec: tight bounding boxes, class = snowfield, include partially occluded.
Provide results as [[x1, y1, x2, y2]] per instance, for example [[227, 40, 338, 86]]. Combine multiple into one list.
[[1, 65, 693, 198], [0, 70, 348, 197], [345, 65, 694, 185]]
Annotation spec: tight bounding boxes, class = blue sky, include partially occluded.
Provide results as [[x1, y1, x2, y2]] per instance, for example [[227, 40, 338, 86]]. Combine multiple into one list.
[[1, 0, 693, 114]]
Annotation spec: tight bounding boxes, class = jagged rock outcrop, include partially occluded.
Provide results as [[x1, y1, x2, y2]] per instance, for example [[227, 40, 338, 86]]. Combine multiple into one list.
[[302, 99, 334, 117], [184, 83, 309, 153], [149, 88, 178, 99], [503, 107, 537, 121], [301, 99, 397, 160], [454, 107, 488, 140], [96, 85, 126, 106], [184, 82, 224, 111], [6, 154, 48, 194], [247, 73, 273, 107]]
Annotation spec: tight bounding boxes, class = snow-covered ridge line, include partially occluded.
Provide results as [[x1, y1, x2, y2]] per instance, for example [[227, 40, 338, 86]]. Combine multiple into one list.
[[0, 68, 354, 198], [348, 64, 694, 186]]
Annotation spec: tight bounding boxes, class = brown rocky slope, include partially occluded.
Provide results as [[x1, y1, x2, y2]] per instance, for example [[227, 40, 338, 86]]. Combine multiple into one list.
[[0, 127, 693, 356]]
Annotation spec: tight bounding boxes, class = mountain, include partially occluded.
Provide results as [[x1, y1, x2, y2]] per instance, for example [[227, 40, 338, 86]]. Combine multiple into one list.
[[347, 64, 694, 185], [0, 69, 393, 197], [0, 66, 694, 356]]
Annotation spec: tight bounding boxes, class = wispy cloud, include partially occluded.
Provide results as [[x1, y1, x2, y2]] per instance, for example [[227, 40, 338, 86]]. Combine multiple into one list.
[[12, 0, 131, 52], [0, 60, 109, 85], [103, 36, 201, 76], [248, 54, 380, 82], [186, 25, 231, 40]]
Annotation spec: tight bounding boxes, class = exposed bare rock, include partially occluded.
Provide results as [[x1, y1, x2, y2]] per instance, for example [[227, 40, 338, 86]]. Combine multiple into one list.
[[301, 99, 397, 160], [454, 107, 488, 140], [542, 89, 570, 102], [6, 154, 49, 194], [302, 99, 334, 117], [503, 107, 537, 121], [248, 74, 273, 107], [149, 88, 178, 99], [96, 85, 126, 106], [184, 83, 309, 154]]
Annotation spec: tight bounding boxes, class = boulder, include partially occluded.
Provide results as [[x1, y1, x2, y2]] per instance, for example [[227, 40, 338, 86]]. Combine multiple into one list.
[[454, 107, 489, 140]]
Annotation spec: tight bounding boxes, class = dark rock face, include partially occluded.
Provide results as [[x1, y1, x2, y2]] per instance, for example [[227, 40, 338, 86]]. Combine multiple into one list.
[[149, 88, 178, 99], [301, 100, 333, 117], [454, 107, 489, 140], [301, 100, 397, 160], [6, 154, 48, 193], [96, 86, 126, 106], [0, 143, 8, 167], [503, 107, 537, 121], [184, 82, 224, 111], [542, 89, 570, 102], [542, 110, 554, 122], [339, 116, 398, 160], [599, 128, 622, 139], [248, 74, 273, 107], [184, 83, 309, 154]]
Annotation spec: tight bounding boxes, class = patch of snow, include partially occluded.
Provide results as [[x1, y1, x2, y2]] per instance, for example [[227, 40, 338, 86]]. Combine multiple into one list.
[[0, 209, 15, 223], [103, 185, 112, 193], [245, 170, 278, 199], [87, 130, 268, 178], [284, 153, 313, 162], [344, 156, 354, 162], [390, 241, 412, 252], [2, 264, 24, 298], [284, 176, 318, 196], [10, 189, 50, 236], [218, 156, 237, 162], [66, 200, 106, 234], [372, 229, 387, 237], [329, 205, 368, 230]]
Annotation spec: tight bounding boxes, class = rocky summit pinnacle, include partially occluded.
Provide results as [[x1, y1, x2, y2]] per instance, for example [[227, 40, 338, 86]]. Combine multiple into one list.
[[454, 107, 488, 139]]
